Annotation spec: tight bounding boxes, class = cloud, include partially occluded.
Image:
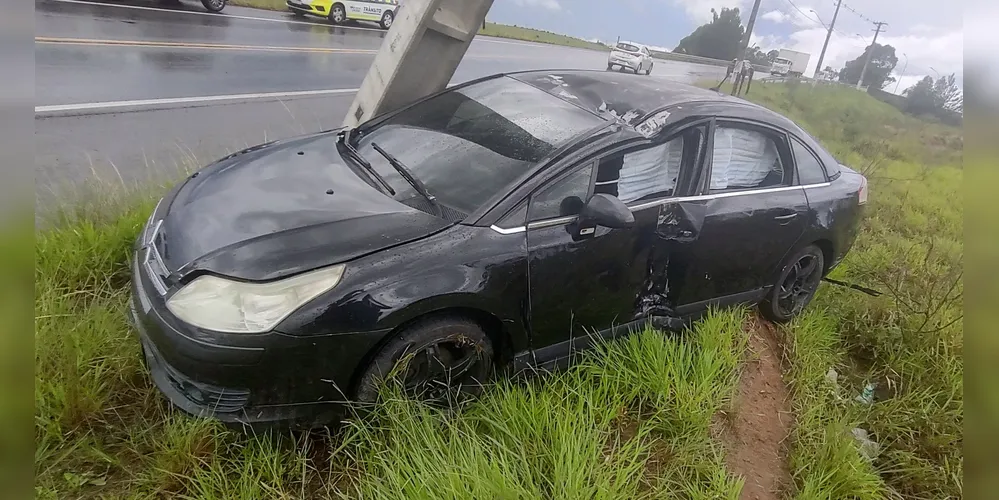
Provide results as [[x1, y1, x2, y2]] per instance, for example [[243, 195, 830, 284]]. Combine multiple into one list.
[[761, 10, 789, 24], [512, 0, 562, 11]]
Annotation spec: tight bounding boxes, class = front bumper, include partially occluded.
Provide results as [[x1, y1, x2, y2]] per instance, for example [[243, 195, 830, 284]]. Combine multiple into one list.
[[128, 250, 389, 428], [287, 1, 325, 15]]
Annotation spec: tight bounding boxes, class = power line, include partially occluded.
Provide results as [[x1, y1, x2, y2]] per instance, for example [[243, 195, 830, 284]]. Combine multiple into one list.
[[780, 0, 862, 40], [839, 1, 876, 24], [782, 0, 825, 29]]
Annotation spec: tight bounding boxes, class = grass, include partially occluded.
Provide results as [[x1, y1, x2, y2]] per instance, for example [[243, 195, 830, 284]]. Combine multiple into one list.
[[477, 23, 609, 51], [713, 81, 963, 498], [33, 80, 962, 498]]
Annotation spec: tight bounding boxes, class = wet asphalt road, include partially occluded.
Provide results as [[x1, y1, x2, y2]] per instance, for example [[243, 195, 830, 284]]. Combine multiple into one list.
[[35, 0, 726, 202]]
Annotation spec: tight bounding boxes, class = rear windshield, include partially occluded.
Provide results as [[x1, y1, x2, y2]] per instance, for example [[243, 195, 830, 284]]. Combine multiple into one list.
[[616, 43, 639, 52]]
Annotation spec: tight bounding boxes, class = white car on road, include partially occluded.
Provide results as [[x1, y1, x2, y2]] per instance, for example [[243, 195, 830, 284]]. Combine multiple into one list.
[[607, 41, 654, 75]]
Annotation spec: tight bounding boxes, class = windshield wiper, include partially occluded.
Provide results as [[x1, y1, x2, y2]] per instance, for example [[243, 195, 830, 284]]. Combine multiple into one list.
[[337, 132, 395, 195], [370, 142, 442, 217]]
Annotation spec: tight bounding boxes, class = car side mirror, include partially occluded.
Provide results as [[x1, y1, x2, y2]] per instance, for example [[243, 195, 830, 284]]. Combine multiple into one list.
[[579, 193, 634, 229]]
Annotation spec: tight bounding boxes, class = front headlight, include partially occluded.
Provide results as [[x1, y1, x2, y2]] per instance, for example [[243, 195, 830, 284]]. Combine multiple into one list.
[[165, 265, 346, 333]]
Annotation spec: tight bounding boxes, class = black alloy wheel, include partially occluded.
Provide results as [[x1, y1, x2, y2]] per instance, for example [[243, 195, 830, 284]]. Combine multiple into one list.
[[201, 0, 225, 12], [761, 245, 824, 323], [355, 317, 494, 404]]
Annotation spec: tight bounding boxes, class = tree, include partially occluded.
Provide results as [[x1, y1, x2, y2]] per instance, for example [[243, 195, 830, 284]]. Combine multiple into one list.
[[838, 43, 899, 89], [933, 74, 963, 112], [766, 49, 779, 62], [904, 73, 963, 117], [745, 45, 771, 66], [673, 8, 744, 61], [821, 66, 838, 80]]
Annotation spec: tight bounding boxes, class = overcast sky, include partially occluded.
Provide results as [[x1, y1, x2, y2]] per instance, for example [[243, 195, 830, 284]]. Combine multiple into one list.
[[488, 0, 964, 95]]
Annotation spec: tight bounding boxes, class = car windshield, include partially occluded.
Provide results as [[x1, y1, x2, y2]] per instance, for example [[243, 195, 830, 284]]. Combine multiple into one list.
[[775, 58, 791, 64], [616, 43, 640, 52], [353, 77, 604, 216]]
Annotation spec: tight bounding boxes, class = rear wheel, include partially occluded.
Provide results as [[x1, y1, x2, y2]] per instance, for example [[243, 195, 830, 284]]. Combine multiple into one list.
[[328, 3, 346, 24], [380, 10, 395, 29], [354, 316, 494, 405], [760, 245, 825, 323], [201, 0, 225, 12]]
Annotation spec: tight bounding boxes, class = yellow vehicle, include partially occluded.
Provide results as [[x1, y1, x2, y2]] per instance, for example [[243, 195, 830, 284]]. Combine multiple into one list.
[[287, 0, 400, 29]]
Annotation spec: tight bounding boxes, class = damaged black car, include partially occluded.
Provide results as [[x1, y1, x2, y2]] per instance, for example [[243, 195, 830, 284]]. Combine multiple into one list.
[[129, 70, 868, 427]]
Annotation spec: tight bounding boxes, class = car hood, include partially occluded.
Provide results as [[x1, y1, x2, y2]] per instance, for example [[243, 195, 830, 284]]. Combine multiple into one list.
[[157, 131, 452, 282]]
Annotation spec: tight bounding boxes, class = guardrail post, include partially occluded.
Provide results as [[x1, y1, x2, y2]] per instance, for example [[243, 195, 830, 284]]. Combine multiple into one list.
[[343, 0, 495, 128]]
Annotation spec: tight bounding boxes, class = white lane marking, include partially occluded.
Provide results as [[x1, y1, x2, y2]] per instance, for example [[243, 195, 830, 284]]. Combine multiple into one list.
[[35, 88, 359, 114], [47, 0, 559, 48]]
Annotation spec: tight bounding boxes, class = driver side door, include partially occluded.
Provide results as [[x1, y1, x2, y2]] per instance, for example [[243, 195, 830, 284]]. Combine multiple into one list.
[[525, 124, 709, 365]]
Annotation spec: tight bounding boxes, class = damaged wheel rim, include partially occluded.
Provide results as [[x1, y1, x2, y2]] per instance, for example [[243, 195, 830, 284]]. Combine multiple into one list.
[[398, 340, 485, 401], [777, 254, 821, 317]]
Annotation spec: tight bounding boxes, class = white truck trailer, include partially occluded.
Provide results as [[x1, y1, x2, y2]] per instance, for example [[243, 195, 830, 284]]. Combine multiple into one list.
[[770, 49, 810, 78]]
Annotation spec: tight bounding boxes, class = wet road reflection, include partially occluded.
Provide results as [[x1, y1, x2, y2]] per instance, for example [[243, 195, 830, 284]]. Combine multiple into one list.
[[34, 0, 726, 202]]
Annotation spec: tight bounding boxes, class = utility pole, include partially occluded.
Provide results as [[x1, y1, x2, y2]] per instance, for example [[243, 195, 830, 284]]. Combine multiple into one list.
[[344, 0, 495, 127], [739, 0, 764, 61], [729, 0, 763, 95], [856, 21, 887, 90], [813, 0, 842, 79]]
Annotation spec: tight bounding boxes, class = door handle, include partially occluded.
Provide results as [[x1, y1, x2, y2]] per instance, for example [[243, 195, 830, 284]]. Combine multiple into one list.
[[774, 213, 797, 221]]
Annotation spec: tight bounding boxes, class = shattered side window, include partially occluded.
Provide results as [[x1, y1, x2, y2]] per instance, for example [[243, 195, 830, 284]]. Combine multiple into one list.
[[709, 126, 786, 192]]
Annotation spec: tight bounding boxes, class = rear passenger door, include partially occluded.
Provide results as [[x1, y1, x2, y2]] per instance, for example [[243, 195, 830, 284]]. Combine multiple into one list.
[[671, 120, 809, 312]]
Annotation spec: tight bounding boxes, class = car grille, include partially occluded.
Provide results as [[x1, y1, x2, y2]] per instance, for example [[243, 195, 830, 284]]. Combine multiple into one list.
[[142, 220, 171, 296]]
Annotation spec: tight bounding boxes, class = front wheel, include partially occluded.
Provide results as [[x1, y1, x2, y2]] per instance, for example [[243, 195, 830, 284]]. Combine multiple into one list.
[[328, 3, 346, 24], [380, 10, 395, 29], [759, 245, 825, 323], [354, 316, 494, 405], [201, 0, 225, 12]]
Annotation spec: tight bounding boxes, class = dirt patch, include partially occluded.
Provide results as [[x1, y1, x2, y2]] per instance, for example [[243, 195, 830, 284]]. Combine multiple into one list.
[[718, 316, 793, 500]]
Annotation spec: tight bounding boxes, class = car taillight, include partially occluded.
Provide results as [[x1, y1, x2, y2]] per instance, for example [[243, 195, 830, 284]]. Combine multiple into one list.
[[858, 176, 868, 205]]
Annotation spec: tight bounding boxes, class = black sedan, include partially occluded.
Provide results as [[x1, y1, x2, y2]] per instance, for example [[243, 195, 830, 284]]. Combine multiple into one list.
[[130, 70, 868, 427]]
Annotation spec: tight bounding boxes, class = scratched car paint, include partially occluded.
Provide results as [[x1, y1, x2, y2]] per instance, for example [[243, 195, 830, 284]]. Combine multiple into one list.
[[130, 70, 868, 428]]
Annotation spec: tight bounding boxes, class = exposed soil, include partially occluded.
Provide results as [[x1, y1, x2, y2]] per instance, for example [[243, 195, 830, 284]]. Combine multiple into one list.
[[718, 316, 794, 500]]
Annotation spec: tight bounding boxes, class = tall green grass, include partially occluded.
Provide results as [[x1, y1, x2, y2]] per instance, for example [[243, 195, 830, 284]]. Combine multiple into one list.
[[729, 82, 964, 498]]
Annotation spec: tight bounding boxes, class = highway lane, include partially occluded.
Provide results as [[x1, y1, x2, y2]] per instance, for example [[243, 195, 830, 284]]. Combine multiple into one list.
[[35, 0, 727, 203]]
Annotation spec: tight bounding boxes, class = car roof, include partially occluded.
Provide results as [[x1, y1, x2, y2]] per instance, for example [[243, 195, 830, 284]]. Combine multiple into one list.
[[507, 70, 793, 129]]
